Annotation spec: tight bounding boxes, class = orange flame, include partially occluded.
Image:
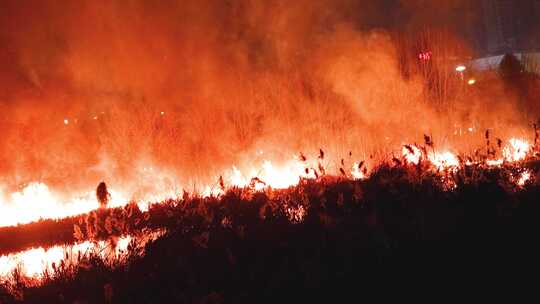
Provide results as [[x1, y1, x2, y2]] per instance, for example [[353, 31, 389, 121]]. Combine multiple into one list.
[[503, 138, 530, 162], [0, 138, 534, 228], [428, 151, 460, 170], [0, 183, 128, 227], [0, 236, 131, 279]]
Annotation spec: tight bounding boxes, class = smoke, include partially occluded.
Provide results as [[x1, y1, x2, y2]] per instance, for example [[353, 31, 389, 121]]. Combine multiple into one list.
[[0, 0, 534, 195]]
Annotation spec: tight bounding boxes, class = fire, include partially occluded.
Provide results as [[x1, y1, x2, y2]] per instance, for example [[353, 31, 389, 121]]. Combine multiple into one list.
[[259, 160, 312, 188], [227, 160, 316, 190], [428, 151, 460, 170], [503, 138, 530, 162], [402, 145, 423, 164], [485, 138, 531, 166], [401, 145, 459, 170], [0, 138, 534, 228], [351, 162, 366, 180], [516, 171, 532, 186], [203, 156, 367, 196], [0, 183, 128, 227], [286, 205, 306, 223], [0, 135, 537, 284], [0, 230, 165, 281], [200, 159, 319, 196], [0, 236, 131, 279], [0, 168, 181, 227], [401, 138, 532, 170], [226, 157, 368, 190]]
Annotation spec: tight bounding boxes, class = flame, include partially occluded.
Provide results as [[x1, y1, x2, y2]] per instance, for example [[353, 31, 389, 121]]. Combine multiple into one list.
[[485, 138, 531, 166], [0, 230, 165, 281], [428, 151, 459, 170], [351, 162, 366, 180], [0, 138, 533, 228], [401, 145, 459, 169], [0, 136, 537, 284], [0, 183, 128, 227], [0, 236, 131, 279], [0, 162, 183, 227], [402, 145, 423, 164], [226, 159, 317, 190], [200, 159, 319, 196], [503, 138, 530, 162], [401, 138, 532, 170], [226, 157, 367, 190]]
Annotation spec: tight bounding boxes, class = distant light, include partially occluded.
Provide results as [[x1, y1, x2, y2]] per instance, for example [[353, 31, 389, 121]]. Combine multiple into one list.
[[456, 65, 466, 72], [93, 116, 98, 120], [468, 127, 473, 132], [418, 51, 432, 61], [63, 119, 69, 125], [160, 111, 165, 116], [468, 79, 476, 85]]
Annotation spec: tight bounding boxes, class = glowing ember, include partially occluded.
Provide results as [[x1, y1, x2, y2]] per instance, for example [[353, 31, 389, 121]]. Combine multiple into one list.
[[286, 205, 306, 223], [517, 171, 532, 186]]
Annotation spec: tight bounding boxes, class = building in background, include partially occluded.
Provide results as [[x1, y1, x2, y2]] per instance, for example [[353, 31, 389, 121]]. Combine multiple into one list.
[[481, 0, 540, 54], [470, 0, 540, 72]]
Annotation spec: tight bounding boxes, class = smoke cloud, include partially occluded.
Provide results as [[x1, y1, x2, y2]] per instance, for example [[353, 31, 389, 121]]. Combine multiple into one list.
[[0, 0, 534, 196]]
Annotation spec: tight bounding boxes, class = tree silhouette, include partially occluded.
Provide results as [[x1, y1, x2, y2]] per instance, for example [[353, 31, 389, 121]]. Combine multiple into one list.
[[499, 53, 523, 82], [498, 53, 540, 118]]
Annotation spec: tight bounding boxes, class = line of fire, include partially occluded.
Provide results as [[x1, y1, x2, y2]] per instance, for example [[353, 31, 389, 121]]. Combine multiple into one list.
[[0, 1, 539, 302]]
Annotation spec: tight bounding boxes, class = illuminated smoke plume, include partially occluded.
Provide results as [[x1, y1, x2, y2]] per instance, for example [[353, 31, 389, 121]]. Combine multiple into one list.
[[0, 0, 535, 199]]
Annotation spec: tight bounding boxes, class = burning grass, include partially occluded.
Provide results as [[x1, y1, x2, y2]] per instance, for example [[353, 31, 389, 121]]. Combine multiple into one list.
[[1, 145, 540, 301]]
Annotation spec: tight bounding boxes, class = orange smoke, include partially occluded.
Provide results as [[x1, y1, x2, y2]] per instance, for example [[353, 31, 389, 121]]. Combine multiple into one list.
[[0, 0, 537, 214]]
